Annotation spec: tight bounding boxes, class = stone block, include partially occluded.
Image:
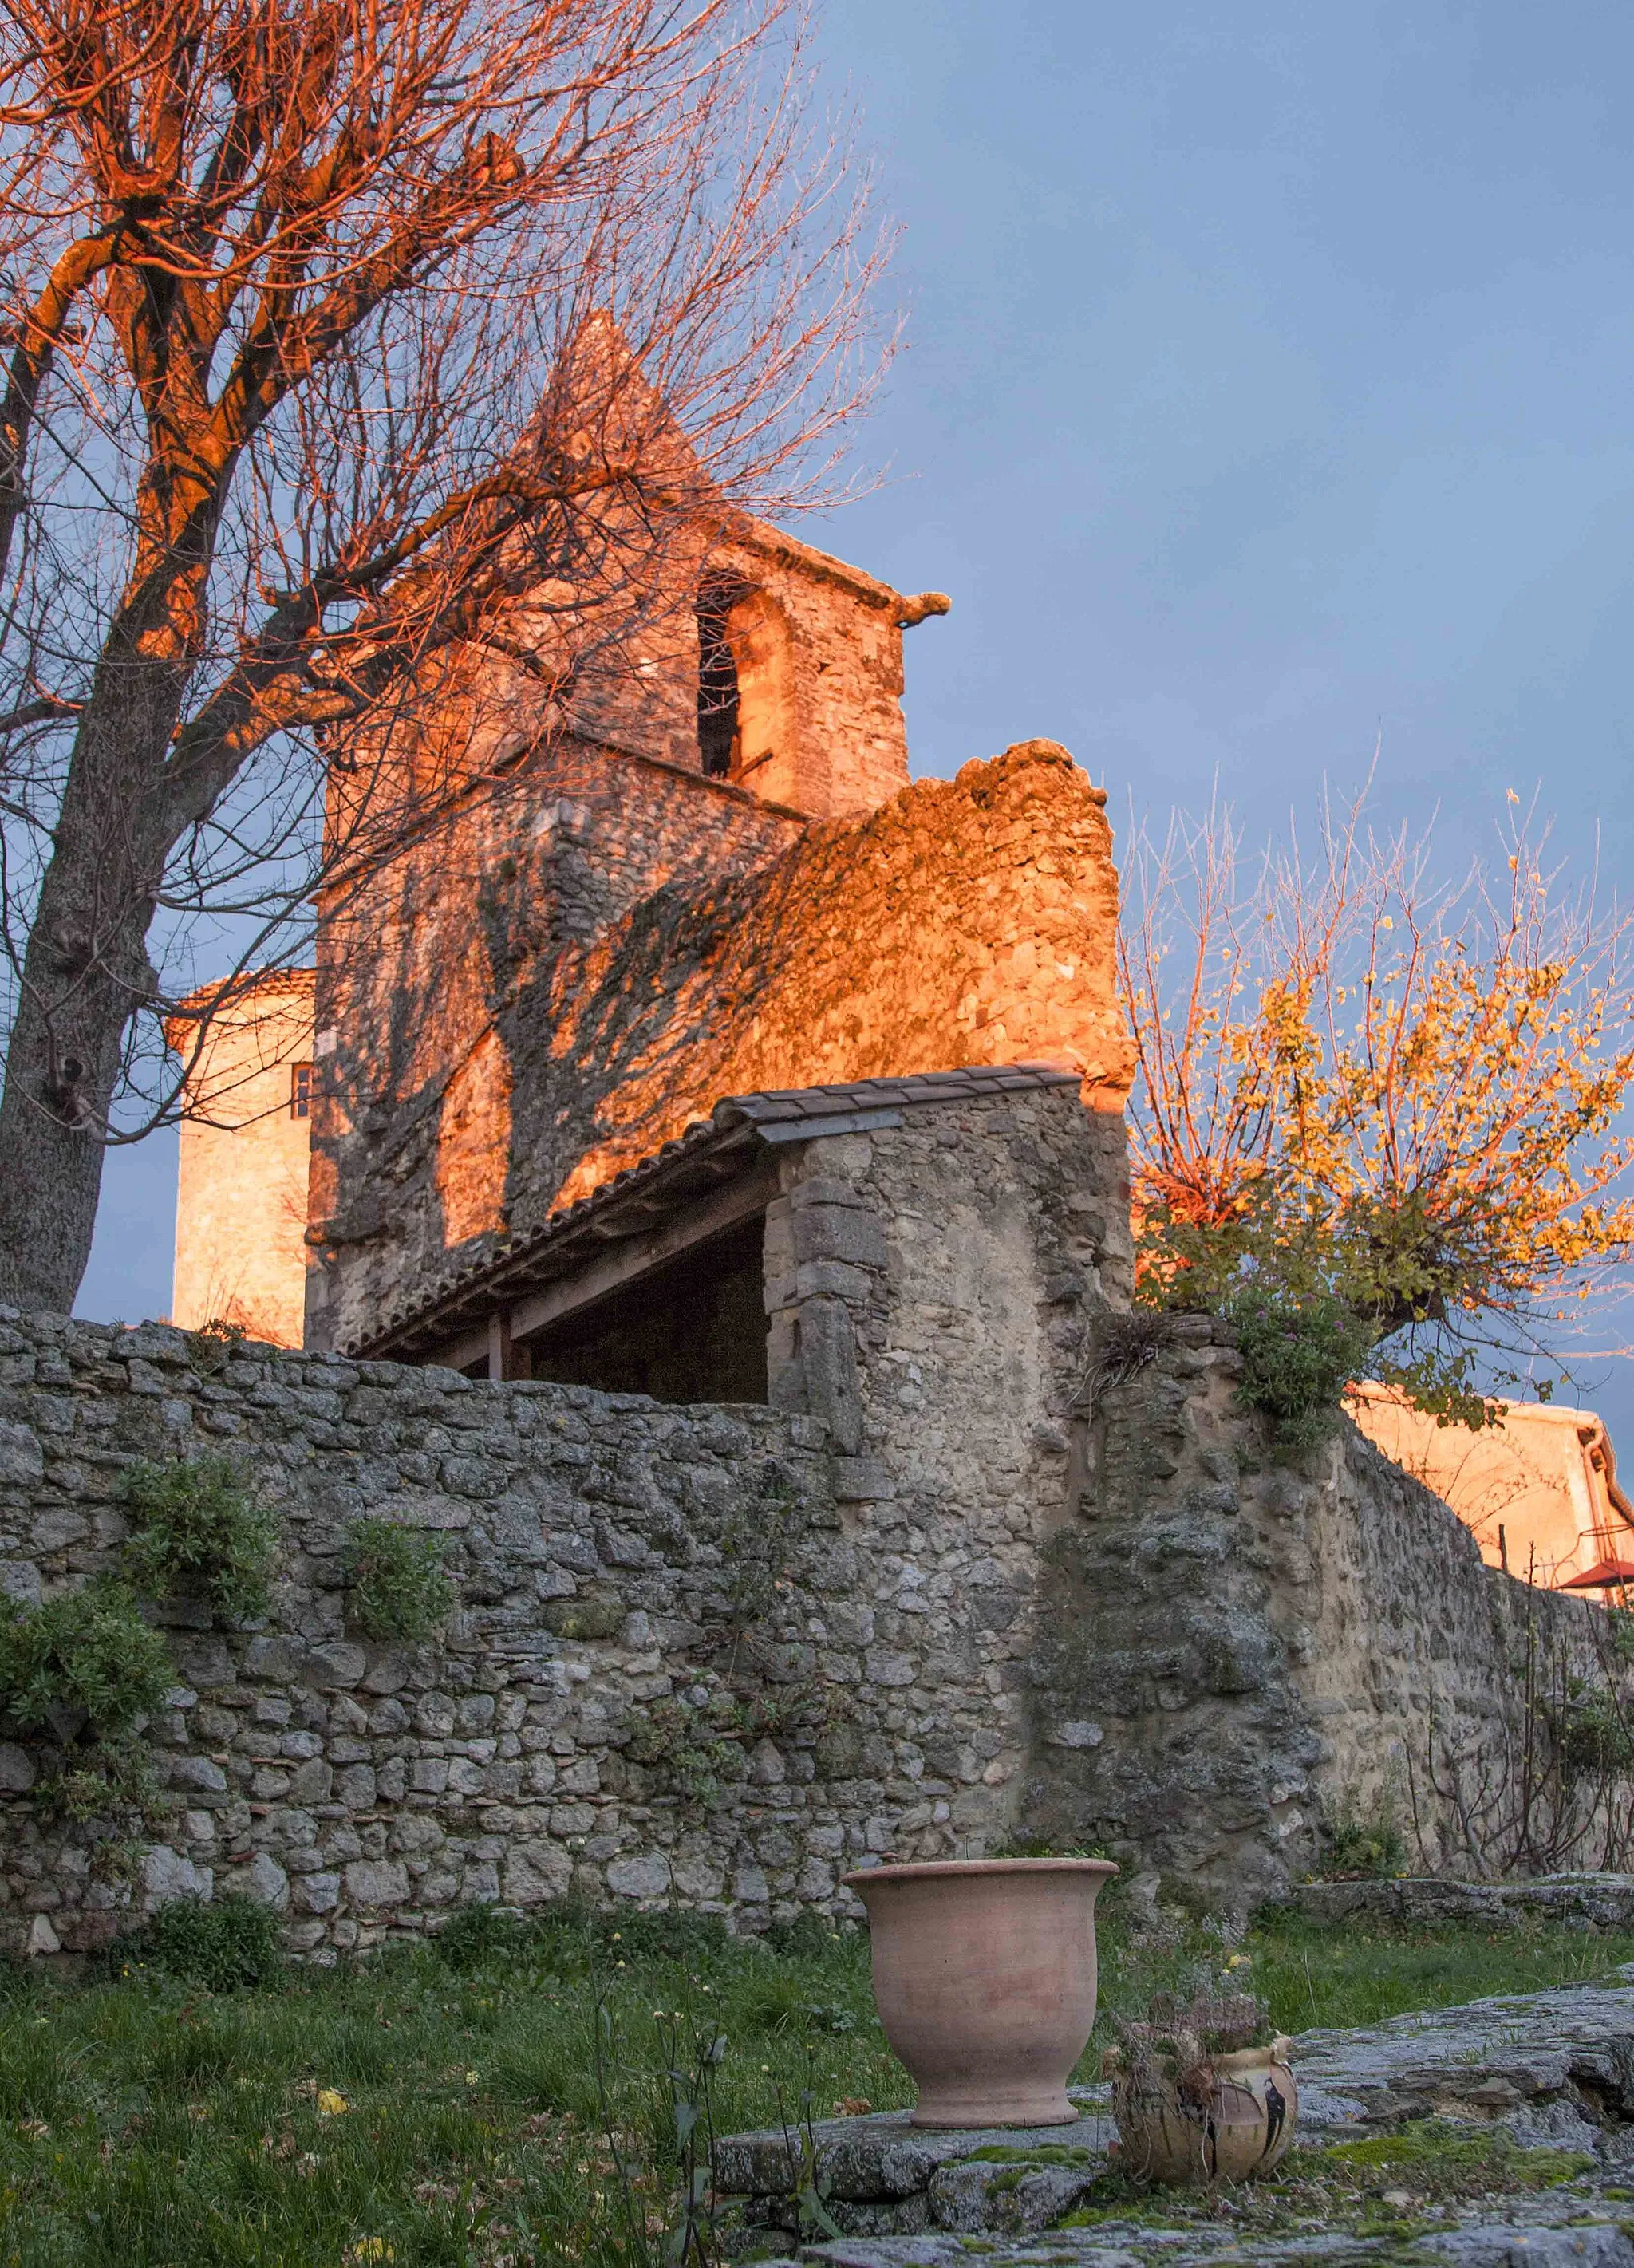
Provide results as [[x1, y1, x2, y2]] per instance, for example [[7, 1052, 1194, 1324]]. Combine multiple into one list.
[[791, 1205, 888, 1272], [307, 1643, 368, 1689], [168, 1754, 229, 1798], [606, 1852, 672, 1900], [831, 1458, 894, 1504], [344, 1859, 409, 1907], [0, 1422, 44, 1486], [143, 1845, 211, 1906], [503, 1842, 572, 1906], [242, 1852, 290, 1910], [926, 2156, 1098, 2232], [0, 1560, 41, 1607]]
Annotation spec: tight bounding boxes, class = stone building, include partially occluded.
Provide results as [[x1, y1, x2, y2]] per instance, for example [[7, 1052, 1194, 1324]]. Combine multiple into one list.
[[168, 499, 1135, 1396], [166, 970, 316, 1349], [1348, 1382, 1634, 1591]]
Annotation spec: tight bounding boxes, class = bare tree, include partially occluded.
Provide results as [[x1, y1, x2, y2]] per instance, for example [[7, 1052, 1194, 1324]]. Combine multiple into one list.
[[0, 0, 883, 1311]]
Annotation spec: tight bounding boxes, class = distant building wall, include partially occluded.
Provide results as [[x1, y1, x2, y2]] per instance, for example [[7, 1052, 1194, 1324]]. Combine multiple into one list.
[[1348, 1382, 1634, 1588], [165, 974, 315, 1348], [307, 740, 1133, 1359]]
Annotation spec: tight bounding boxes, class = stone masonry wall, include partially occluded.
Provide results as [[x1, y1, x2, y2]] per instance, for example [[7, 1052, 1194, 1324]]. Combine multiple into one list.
[[760, 1085, 1135, 1856], [0, 1316, 850, 1961], [0, 1085, 1133, 1957], [314, 740, 1135, 1359], [1023, 1314, 1624, 1909], [308, 740, 804, 1341]]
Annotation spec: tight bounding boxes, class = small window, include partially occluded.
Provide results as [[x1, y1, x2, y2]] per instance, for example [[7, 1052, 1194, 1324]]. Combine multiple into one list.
[[290, 1063, 314, 1120]]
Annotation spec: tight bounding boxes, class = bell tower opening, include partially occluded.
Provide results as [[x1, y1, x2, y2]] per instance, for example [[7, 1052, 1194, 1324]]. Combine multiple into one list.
[[696, 575, 798, 801], [697, 577, 742, 779]]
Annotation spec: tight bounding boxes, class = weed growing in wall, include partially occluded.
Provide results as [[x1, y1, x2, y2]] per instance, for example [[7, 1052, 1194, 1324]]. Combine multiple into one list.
[[123, 1453, 279, 1622], [626, 1693, 746, 1807], [1319, 1792, 1407, 1879], [1228, 1289, 1375, 1461], [0, 1578, 172, 1743], [341, 1517, 454, 1642]]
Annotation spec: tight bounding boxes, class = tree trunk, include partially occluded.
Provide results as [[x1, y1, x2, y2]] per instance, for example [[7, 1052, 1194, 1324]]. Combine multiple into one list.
[[0, 672, 176, 1313]]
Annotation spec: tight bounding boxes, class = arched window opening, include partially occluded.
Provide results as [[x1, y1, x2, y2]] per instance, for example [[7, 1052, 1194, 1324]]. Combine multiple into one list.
[[697, 578, 742, 778]]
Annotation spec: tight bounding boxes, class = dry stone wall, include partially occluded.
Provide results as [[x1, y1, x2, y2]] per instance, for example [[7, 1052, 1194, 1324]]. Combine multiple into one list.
[[1024, 1314, 1628, 1908], [0, 1314, 885, 1962]]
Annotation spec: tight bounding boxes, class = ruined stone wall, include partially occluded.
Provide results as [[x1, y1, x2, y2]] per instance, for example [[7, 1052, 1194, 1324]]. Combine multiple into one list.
[[1023, 1315, 1625, 1909], [313, 740, 1133, 1360]]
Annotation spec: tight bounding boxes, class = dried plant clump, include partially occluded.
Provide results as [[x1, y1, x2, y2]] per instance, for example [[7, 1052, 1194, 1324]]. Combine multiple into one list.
[[1110, 1990, 1277, 2116]]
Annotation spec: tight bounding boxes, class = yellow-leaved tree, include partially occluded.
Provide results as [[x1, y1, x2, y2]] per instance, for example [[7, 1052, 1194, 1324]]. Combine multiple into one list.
[[1119, 794, 1634, 1437]]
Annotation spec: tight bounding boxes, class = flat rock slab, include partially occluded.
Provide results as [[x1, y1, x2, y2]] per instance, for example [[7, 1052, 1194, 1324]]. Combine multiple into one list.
[[719, 1970, 1634, 2241], [1297, 1879, 1634, 1935], [756, 2207, 1634, 2268], [1290, 1970, 1634, 2142]]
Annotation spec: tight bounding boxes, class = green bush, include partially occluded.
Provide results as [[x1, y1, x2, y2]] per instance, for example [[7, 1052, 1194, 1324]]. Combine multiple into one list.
[[122, 1454, 279, 1622], [0, 1578, 172, 1742], [341, 1517, 453, 1641], [1321, 1797, 1407, 1879], [1229, 1288, 1375, 1459], [109, 1892, 283, 1990]]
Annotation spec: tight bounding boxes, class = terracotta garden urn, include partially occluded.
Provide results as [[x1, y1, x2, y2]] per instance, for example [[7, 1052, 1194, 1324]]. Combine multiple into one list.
[[1104, 2037, 1298, 2183], [841, 1856, 1118, 2128]]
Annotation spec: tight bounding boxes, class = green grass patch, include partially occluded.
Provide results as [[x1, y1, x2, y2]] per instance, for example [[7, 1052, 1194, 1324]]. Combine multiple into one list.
[[0, 1896, 1629, 2262], [1090, 1899, 1634, 2053]]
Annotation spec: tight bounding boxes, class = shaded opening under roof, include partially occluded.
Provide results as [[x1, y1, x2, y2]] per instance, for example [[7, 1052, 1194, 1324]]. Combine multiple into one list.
[[515, 1213, 768, 1404]]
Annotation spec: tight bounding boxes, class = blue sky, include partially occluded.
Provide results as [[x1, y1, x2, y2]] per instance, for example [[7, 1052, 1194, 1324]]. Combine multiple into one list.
[[85, 0, 1634, 1422]]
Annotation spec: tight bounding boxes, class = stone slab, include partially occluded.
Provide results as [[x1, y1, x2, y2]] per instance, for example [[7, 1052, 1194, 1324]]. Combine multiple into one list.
[[714, 2104, 1112, 2207], [719, 1970, 1634, 2242], [1295, 1878, 1634, 1935], [1289, 1968, 1634, 2139]]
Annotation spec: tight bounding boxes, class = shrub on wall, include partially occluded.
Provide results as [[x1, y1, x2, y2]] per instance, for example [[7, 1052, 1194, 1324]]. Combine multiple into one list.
[[1228, 1289, 1375, 1461], [341, 1517, 453, 1642], [123, 1454, 279, 1622], [0, 1578, 172, 1743]]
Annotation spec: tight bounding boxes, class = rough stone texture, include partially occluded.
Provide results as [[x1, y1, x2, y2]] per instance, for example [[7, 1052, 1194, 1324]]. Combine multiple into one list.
[[718, 1972, 1634, 2249], [0, 1086, 1123, 1958], [1296, 1877, 1634, 1935], [763, 2223, 1634, 2268], [1022, 1315, 1627, 1908], [0, 1311, 844, 1958], [716, 2106, 1109, 2236], [760, 1084, 1133, 1859], [309, 742, 1133, 1359]]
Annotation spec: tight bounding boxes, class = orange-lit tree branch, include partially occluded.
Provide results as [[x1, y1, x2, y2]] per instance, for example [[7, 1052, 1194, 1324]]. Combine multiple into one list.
[[0, 0, 889, 1310]]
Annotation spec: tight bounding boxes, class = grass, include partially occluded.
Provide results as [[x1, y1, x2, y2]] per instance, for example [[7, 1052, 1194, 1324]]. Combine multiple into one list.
[[0, 1895, 1632, 2265]]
